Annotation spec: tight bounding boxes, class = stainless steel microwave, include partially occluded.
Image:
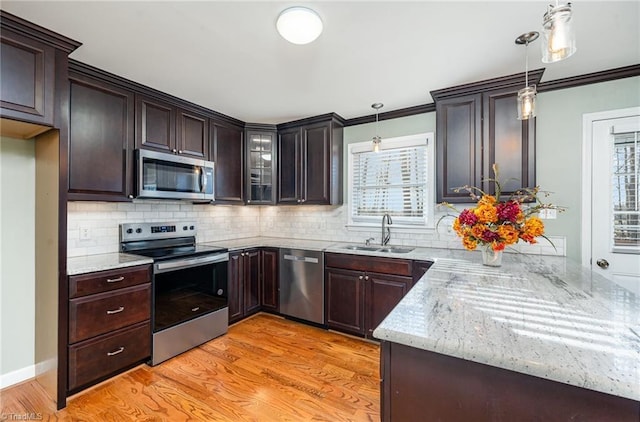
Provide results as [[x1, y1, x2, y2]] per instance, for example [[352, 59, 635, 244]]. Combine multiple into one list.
[[136, 149, 214, 201]]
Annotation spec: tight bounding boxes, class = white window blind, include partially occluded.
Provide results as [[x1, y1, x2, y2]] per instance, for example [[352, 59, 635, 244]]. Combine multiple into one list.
[[351, 143, 428, 225]]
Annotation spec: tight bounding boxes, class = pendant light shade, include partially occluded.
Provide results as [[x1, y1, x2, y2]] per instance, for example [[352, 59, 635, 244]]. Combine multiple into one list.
[[515, 32, 539, 121], [371, 103, 383, 152], [517, 86, 537, 120], [276, 7, 323, 45], [541, 2, 576, 63]]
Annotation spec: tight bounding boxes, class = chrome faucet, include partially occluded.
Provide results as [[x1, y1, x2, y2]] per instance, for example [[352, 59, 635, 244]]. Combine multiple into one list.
[[365, 237, 375, 246], [381, 213, 392, 246]]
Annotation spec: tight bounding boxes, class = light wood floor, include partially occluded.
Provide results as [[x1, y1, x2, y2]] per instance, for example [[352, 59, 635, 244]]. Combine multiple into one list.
[[1, 314, 381, 421]]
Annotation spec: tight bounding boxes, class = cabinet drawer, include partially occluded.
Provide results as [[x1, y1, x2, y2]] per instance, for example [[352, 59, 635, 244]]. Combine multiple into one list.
[[68, 321, 150, 391], [69, 284, 151, 343], [69, 265, 151, 298], [325, 253, 412, 276]]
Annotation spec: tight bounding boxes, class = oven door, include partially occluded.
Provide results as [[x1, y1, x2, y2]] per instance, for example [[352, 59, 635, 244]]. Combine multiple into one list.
[[152, 252, 228, 332]]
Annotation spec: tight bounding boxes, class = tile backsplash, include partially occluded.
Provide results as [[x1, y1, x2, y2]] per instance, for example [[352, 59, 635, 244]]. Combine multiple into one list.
[[67, 202, 565, 257]]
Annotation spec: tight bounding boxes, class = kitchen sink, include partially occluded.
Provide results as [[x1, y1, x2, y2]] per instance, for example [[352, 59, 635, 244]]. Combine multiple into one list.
[[341, 245, 380, 251], [341, 245, 414, 254], [377, 247, 414, 254]]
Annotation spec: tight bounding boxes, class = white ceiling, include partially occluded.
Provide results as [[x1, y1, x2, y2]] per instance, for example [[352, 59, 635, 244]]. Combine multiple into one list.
[[2, 1, 639, 124]]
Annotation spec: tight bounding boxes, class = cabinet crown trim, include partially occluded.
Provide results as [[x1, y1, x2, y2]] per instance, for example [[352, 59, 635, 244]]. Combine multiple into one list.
[[276, 112, 345, 130], [1, 10, 81, 53], [430, 69, 545, 101]]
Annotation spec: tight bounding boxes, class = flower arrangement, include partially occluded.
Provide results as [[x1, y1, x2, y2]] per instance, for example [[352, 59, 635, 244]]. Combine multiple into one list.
[[439, 164, 563, 252]]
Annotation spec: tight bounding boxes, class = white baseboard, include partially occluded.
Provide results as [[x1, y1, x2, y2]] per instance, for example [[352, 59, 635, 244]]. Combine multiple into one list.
[[0, 364, 35, 389]]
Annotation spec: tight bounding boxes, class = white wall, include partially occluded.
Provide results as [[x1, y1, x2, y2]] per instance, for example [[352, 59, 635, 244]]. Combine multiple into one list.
[[0, 136, 36, 387]]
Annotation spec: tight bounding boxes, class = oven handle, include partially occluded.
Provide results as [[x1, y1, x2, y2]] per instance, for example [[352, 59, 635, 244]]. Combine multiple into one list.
[[154, 252, 229, 273]]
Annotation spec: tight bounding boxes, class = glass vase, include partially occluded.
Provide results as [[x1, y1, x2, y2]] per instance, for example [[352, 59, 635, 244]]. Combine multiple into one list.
[[481, 246, 503, 267]]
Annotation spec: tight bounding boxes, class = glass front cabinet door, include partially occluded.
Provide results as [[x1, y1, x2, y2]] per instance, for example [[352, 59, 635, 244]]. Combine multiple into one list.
[[245, 126, 277, 204]]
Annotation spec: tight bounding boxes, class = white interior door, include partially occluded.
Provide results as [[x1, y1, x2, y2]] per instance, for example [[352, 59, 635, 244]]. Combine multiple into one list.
[[591, 114, 640, 295]]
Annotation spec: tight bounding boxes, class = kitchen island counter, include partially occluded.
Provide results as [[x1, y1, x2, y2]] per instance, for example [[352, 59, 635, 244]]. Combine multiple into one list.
[[373, 252, 639, 420]]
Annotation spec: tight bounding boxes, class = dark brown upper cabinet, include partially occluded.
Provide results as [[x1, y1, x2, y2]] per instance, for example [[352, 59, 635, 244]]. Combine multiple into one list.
[[431, 69, 544, 203], [0, 10, 80, 134], [176, 107, 209, 159], [135, 94, 208, 159], [211, 120, 244, 203], [276, 114, 344, 205], [245, 124, 277, 205], [68, 64, 135, 201]]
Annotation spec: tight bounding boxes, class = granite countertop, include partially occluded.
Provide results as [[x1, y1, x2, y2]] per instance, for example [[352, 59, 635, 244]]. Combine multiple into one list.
[[373, 253, 640, 402], [66, 237, 639, 401], [67, 252, 153, 275]]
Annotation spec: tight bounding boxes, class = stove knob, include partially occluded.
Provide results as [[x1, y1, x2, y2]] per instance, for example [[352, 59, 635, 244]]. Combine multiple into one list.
[[189, 225, 195, 230], [136, 228, 142, 234], [183, 226, 188, 231], [126, 228, 133, 234]]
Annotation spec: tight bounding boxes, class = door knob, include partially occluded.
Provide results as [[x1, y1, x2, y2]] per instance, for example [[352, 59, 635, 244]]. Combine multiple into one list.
[[596, 259, 609, 269]]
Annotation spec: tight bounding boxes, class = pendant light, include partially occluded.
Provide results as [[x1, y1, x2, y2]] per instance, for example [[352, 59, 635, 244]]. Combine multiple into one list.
[[541, 2, 576, 63], [276, 7, 323, 45], [371, 103, 383, 152], [515, 32, 539, 121]]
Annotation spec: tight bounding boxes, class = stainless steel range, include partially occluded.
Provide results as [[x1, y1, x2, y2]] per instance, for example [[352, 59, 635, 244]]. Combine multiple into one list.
[[120, 222, 228, 365]]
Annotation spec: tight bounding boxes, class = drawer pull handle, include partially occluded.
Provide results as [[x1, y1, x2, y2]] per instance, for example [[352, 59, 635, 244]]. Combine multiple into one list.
[[106, 306, 124, 315], [192, 307, 200, 312], [107, 347, 125, 356], [106, 276, 125, 283]]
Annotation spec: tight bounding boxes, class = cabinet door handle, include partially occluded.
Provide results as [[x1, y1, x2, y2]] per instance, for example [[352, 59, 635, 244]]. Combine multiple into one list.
[[106, 306, 124, 315], [178, 150, 183, 154], [107, 347, 125, 356], [365, 275, 369, 280], [172, 148, 177, 153], [359, 275, 364, 280], [106, 276, 124, 283], [191, 307, 200, 312]]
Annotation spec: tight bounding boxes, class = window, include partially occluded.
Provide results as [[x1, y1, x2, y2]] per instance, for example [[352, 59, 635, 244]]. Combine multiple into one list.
[[348, 133, 434, 228], [612, 130, 639, 252]]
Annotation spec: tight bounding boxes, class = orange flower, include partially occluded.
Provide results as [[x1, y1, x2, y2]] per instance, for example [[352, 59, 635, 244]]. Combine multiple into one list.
[[478, 195, 497, 206], [497, 225, 519, 245], [524, 216, 545, 237], [492, 242, 506, 251], [471, 224, 487, 239], [474, 203, 497, 224], [462, 236, 478, 251]]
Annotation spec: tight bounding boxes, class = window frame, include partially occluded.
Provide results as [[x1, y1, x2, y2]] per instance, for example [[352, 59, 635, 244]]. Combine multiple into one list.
[[346, 132, 435, 231]]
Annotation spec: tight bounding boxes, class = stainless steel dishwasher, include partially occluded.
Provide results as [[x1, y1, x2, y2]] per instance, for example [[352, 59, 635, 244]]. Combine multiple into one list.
[[279, 249, 324, 324]]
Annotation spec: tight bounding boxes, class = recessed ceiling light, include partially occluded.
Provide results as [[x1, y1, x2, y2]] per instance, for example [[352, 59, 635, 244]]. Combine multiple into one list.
[[276, 7, 323, 45]]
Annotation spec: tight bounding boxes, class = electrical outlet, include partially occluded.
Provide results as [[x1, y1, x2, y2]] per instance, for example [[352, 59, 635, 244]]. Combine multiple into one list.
[[539, 209, 557, 219], [79, 226, 91, 240]]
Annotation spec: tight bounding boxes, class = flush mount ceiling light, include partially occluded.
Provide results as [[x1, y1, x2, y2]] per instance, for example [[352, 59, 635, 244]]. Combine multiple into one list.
[[515, 31, 539, 120], [541, 2, 576, 63], [276, 7, 323, 45], [371, 103, 383, 152]]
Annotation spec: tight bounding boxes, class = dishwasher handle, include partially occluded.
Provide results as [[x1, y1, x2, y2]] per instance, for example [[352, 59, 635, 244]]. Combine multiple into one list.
[[283, 254, 319, 264]]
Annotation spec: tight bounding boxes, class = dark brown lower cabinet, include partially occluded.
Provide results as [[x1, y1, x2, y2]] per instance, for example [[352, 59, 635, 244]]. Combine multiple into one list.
[[325, 253, 414, 338], [68, 321, 150, 391], [229, 248, 279, 323], [325, 267, 366, 335], [260, 248, 280, 313], [67, 264, 151, 394], [366, 273, 412, 338], [381, 341, 640, 422], [228, 249, 260, 324]]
